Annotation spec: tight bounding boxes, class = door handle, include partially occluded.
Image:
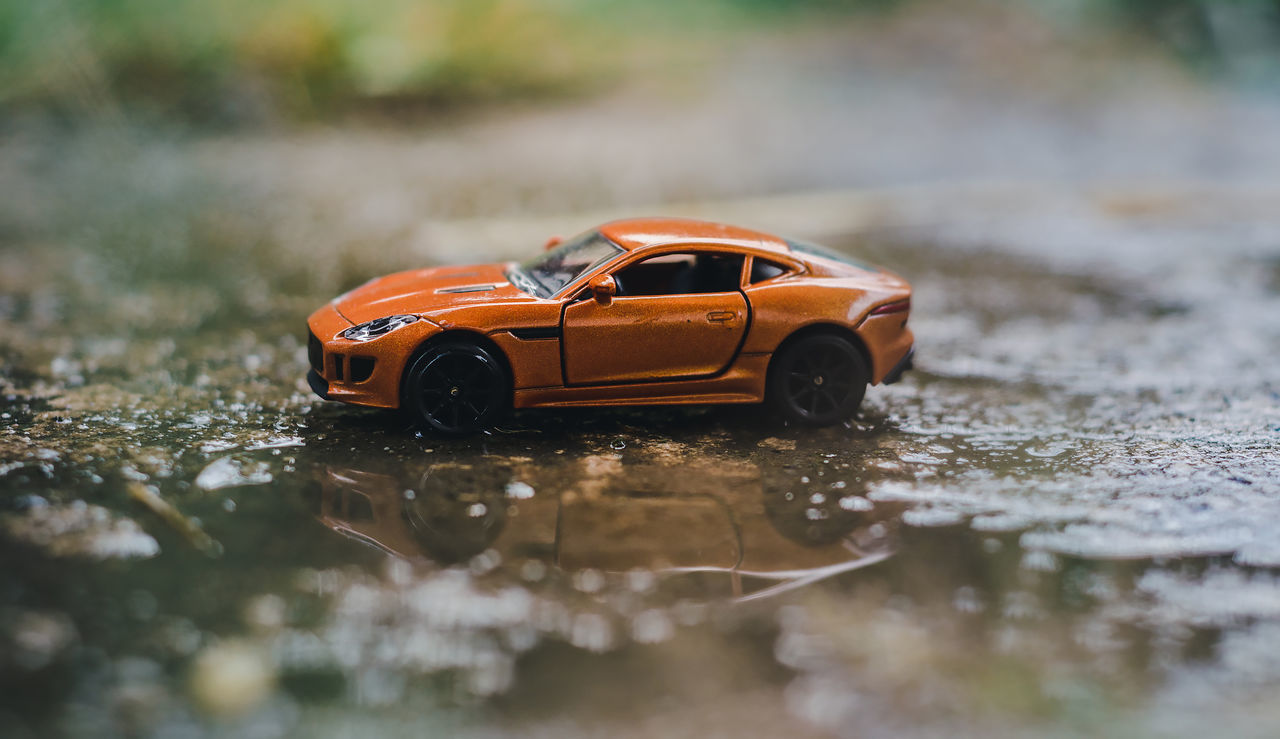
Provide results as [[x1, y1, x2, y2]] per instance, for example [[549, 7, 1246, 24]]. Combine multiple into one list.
[[706, 311, 735, 323]]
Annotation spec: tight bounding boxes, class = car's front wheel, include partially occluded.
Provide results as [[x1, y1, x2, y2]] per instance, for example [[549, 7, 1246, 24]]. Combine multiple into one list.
[[768, 333, 869, 426], [402, 341, 510, 434]]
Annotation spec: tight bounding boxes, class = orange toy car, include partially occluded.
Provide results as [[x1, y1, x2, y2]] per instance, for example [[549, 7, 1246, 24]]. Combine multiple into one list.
[[306, 218, 913, 433]]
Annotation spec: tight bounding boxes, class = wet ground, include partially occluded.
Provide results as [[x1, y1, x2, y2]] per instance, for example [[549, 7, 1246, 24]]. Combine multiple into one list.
[[4, 13, 1280, 738]]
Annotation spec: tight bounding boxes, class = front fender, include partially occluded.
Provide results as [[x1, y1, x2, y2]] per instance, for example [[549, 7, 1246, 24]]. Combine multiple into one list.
[[306, 306, 444, 409]]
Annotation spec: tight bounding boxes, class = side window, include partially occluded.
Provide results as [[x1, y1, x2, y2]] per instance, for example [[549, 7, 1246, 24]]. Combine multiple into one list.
[[613, 252, 745, 296], [750, 257, 790, 284]]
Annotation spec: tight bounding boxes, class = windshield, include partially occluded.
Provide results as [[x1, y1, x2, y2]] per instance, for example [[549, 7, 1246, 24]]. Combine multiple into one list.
[[510, 231, 624, 298]]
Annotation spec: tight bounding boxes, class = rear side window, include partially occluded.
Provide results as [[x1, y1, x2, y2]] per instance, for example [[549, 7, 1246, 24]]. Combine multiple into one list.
[[750, 257, 790, 283], [786, 239, 880, 272]]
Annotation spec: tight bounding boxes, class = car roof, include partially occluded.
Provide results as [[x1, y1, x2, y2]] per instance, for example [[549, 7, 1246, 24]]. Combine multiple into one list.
[[598, 217, 792, 254]]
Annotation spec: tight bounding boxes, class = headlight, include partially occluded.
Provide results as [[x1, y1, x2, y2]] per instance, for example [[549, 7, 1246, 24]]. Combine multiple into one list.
[[339, 315, 419, 342]]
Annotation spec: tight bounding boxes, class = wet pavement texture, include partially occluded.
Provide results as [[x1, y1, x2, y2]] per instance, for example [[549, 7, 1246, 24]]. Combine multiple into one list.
[[3, 174, 1279, 736], [4, 18, 1280, 739]]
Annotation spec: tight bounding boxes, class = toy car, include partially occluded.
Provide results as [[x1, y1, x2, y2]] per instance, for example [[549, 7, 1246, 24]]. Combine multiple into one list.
[[305, 218, 913, 433]]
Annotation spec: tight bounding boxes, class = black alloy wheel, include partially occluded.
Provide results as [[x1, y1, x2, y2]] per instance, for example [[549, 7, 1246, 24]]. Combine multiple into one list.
[[403, 342, 509, 434], [769, 334, 869, 426]]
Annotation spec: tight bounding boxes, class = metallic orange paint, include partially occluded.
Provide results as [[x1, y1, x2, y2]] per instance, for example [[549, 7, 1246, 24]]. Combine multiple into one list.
[[563, 292, 748, 384], [305, 217, 913, 415]]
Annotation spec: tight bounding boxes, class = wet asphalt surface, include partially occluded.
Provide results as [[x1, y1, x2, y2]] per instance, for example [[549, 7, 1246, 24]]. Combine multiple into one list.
[[3, 17, 1280, 738], [3, 174, 1278, 737]]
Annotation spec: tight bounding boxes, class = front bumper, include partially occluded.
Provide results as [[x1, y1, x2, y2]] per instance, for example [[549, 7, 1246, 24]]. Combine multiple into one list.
[[307, 369, 330, 400], [305, 302, 441, 410]]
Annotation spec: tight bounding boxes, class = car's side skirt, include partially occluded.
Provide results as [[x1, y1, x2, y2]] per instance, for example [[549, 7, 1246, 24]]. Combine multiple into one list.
[[512, 353, 770, 409]]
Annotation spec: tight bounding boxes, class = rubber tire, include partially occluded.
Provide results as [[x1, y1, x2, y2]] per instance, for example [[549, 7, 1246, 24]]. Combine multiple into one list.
[[402, 341, 510, 434], [768, 333, 869, 426]]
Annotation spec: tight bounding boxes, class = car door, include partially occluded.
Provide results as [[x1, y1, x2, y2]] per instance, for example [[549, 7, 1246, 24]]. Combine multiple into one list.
[[561, 250, 748, 385]]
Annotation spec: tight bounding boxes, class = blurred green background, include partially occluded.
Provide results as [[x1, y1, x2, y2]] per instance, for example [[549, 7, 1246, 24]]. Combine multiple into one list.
[[3, 0, 1278, 125]]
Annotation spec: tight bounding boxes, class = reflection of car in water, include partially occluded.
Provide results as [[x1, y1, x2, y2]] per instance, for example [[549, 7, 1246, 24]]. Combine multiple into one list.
[[311, 458, 899, 602], [320, 465, 510, 564]]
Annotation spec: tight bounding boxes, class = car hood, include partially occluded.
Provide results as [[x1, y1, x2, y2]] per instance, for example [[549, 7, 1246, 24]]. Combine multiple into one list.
[[332, 263, 530, 325]]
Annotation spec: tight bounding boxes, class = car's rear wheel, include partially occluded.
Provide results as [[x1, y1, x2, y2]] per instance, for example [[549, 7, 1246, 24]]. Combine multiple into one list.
[[403, 342, 509, 434], [768, 333, 868, 426]]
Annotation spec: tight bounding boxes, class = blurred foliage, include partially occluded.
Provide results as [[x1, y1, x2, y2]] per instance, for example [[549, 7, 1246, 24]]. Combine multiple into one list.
[[1092, 0, 1280, 73], [0, 0, 625, 123], [1, 0, 1278, 125]]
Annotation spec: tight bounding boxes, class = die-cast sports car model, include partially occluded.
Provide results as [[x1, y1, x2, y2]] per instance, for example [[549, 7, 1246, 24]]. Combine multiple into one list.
[[306, 218, 913, 433]]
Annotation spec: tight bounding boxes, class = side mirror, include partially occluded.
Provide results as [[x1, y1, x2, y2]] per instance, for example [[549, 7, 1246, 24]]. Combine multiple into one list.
[[589, 274, 617, 306], [544, 235, 563, 251]]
